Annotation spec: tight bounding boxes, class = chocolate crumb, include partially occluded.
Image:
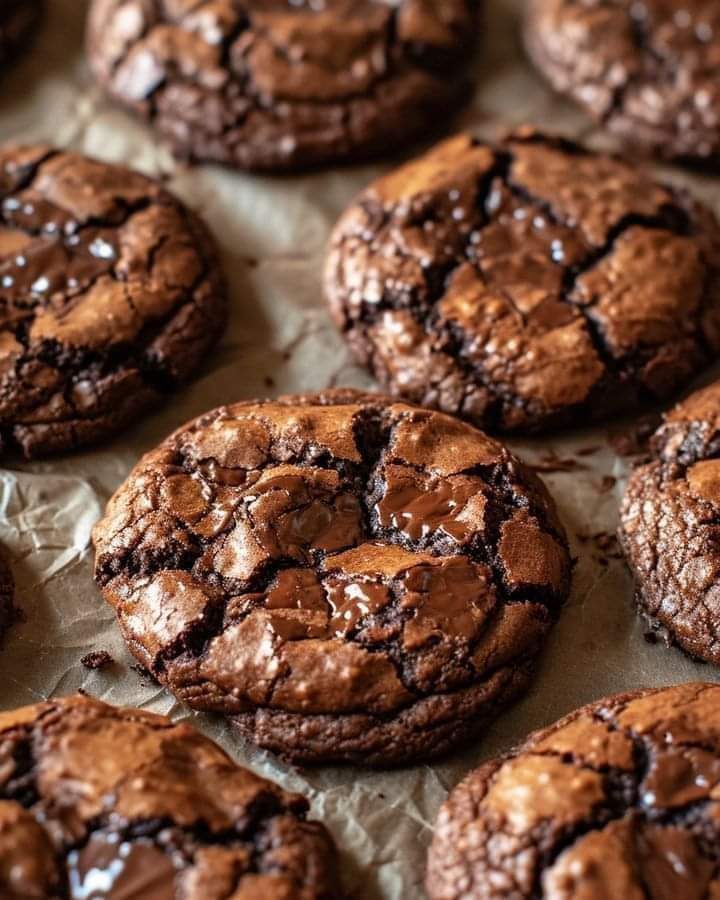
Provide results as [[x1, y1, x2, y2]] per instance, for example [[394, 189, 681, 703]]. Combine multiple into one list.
[[81, 650, 114, 670]]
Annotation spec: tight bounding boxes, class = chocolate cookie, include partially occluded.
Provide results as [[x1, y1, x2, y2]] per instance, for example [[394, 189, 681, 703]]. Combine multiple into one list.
[[427, 682, 720, 899], [620, 378, 720, 664], [525, 0, 720, 165], [0, 146, 226, 458], [0, 548, 14, 641], [0, 693, 340, 898], [92, 389, 571, 766], [325, 130, 720, 433], [0, 2, 41, 70], [86, 0, 478, 172]]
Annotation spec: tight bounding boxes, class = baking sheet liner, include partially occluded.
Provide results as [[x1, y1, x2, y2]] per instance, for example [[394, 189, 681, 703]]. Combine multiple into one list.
[[2, 2, 720, 896]]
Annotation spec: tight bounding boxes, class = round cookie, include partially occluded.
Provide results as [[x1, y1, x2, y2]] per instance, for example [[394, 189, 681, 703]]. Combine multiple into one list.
[[92, 389, 571, 766], [0, 548, 13, 641], [0, 693, 340, 898], [325, 129, 720, 433], [525, 0, 720, 165], [427, 683, 720, 899], [0, 2, 42, 70], [0, 146, 226, 458], [620, 379, 720, 663], [86, 0, 479, 172]]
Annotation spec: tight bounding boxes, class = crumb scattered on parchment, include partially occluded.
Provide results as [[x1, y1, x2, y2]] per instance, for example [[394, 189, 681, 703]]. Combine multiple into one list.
[[81, 650, 114, 670], [576, 530, 624, 567], [607, 415, 659, 457], [644, 631, 659, 645], [531, 452, 587, 474], [599, 475, 617, 493], [264, 375, 276, 388]]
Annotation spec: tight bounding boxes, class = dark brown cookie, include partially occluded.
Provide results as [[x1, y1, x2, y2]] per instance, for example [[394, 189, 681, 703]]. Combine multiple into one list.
[[325, 129, 720, 433], [0, 1, 41, 69], [620, 379, 720, 664], [427, 682, 720, 899], [525, 0, 720, 165], [92, 389, 571, 766], [86, 0, 478, 172], [0, 146, 227, 458], [0, 693, 340, 898], [0, 547, 14, 641]]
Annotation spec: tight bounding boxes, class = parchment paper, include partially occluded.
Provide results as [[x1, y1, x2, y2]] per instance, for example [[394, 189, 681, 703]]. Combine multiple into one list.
[[2, 2, 720, 897]]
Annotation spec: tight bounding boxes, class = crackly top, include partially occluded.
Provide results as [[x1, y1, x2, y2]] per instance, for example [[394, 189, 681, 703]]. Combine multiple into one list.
[[0, 146, 225, 458], [0, 693, 339, 899], [427, 682, 720, 900], [86, 0, 478, 170], [525, 0, 720, 161], [93, 389, 570, 723], [651, 379, 720, 466], [0, 1, 41, 67], [325, 129, 720, 433]]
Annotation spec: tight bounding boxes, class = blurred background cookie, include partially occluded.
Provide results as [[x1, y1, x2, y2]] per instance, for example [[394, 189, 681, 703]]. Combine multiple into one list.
[[86, 0, 480, 171]]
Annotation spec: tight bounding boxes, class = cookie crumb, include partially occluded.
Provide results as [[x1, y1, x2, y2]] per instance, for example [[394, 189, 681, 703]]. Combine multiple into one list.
[[81, 650, 114, 670]]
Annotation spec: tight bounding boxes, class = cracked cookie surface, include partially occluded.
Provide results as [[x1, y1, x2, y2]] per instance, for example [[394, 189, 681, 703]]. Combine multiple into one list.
[[620, 379, 720, 664], [427, 682, 720, 900], [0, 1, 41, 69], [325, 129, 720, 433], [0, 693, 340, 899], [86, 0, 479, 172], [0, 146, 227, 458], [525, 0, 720, 165], [92, 388, 571, 766]]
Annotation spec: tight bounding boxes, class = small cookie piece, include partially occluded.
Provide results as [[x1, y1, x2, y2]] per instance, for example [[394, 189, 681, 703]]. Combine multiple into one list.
[[427, 682, 720, 900], [620, 379, 720, 663], [86, 0, 479, 172], [93, 389, 571, 766], [525, 0, 720, 165], [0, 2, 41, 70], [0, 548, 13, 640], [0, 146, 226, 458], [0, 693, 340, 898], [326, 130, 720, 433]]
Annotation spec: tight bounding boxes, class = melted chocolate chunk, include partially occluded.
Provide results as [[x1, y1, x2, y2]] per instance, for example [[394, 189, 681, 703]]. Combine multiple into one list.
[[0, 694, 339, 899], [428, 683, 720, 900], [93, 388, 571, 766], [620, 379, 720, 665], [87, 0, 479, 172], [0, 146, 226, 458], [325, 129, 720, 433], [525, 0, 720, 165]]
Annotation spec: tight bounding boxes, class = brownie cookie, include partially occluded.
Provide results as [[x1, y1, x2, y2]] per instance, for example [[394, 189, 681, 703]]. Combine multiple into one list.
[[0, 146, 226, 458], [325, 129, 720, 433], [525, 0, 720, 165], [427, 682, 720, 900], [92, 389, 571, 766], [0, 2, 41, 70], [0, 547, 14, 641], [0, 693, 340, 898], [620, 378, 720, 664], [86, 0, 478, 172]]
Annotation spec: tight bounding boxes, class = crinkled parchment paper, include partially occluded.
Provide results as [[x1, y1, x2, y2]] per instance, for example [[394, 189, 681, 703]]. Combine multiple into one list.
[[3, 2, 720, 897]]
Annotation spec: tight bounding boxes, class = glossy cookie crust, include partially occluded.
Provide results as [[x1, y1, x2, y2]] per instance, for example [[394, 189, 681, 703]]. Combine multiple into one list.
[[86, 0, 479, 172], [427, 683, 720, 900], [525, 0, 720, 165], [93, 389, 571, 766], [325, 129, 720, 433], [0, 694, 340, 899], [620, 379, 720, 664], [0, 146, 226, 458]]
